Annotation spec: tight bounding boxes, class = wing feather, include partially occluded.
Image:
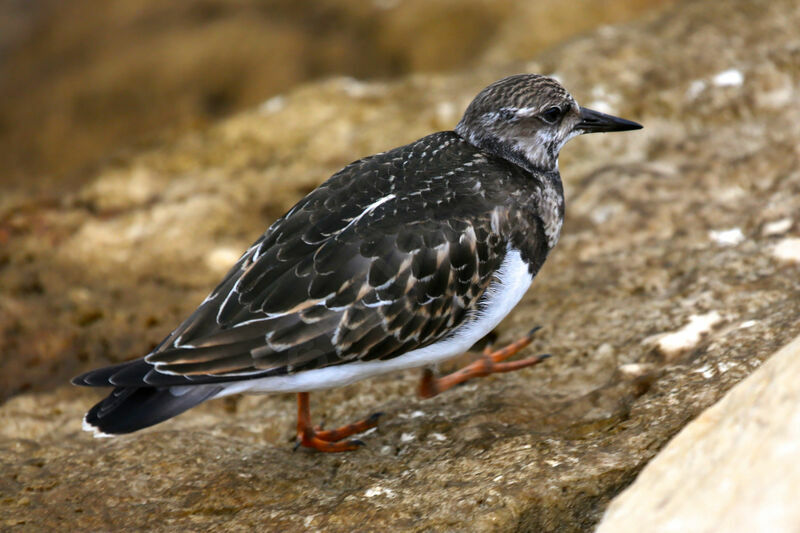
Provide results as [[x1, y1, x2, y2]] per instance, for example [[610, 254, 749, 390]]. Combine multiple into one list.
[[98, 133, 542, 387]]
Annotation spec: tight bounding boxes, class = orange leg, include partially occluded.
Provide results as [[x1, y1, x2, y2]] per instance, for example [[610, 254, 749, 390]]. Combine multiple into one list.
[[419, 326, 550, 399], [294, 392, 382, 452]]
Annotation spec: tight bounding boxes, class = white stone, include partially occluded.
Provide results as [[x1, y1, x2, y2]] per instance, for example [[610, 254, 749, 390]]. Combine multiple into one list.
[[400, 432, 416, 443], [654, 311, 722, 358], [364, 486, 396, 498], [709, 227, 744, 246], [772, 238, 800, 263], [692, 364, 715, 379], [618, 363, 652, 378], [597, 334, 800, 533], [712, 69, 744, 87], [762, 217, 792, 236]]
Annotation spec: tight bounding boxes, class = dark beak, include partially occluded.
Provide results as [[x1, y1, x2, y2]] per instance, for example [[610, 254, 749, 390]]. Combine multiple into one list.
[[576, 107, 642, 133]]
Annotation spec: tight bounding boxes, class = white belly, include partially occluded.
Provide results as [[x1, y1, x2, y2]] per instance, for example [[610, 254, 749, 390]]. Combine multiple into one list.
[[210, 247, 533, 397]]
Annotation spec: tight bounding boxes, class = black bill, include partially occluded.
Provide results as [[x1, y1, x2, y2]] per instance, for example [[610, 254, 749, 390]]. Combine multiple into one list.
[[576, 107, 642, 133]]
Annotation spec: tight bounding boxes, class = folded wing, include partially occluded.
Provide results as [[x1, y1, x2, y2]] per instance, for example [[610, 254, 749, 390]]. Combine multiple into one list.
[[74, 135, 513, 388]]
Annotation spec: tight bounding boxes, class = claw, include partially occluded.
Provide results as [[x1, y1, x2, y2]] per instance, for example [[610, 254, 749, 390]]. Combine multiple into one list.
[[526, 325, 543, 338], [419, 327, 551, 399], [294, 392, 382, 452]]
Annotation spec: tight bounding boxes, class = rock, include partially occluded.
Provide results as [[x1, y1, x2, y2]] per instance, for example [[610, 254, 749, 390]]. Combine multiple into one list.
[[648, 311, 723, 361], [0, 0, 675, 198], [772, 237, 800, 263], [1, 0, 800, 530], [596, 333, 800, 533]]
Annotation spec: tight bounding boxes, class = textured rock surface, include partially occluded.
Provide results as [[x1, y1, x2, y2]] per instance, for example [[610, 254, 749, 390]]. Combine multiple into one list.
[[1, 0, 800, 530], [596, 333, 800, 533]]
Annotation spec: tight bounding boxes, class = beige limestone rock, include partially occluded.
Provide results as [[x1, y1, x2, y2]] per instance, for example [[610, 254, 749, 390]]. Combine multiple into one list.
[[597, 333, 800, 533]]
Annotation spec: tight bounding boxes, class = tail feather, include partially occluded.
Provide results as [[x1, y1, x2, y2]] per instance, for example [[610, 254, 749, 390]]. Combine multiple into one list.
[[83, 385, 222, 436], [71, 359, 149, 387]]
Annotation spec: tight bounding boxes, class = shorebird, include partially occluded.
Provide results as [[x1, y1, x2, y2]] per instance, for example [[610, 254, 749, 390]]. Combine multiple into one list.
[[73, 74, 641, 452]]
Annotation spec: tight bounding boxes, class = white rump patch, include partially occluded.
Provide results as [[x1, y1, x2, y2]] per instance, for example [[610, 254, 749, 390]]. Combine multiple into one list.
[[82, 415, 114, 439]]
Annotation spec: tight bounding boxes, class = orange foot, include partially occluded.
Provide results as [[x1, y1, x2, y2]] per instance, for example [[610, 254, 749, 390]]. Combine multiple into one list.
[[294, 392, 382, 452], [418, 326, 550, 399]]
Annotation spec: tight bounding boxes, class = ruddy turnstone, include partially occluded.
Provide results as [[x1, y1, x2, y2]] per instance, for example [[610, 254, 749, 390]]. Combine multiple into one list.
[[73, 74, 641, 452]]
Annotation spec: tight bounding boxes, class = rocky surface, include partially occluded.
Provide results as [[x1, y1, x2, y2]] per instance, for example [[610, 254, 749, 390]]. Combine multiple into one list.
[[596, 333, 800, 533], [1, 0, 800, 530], [0, 0, 674, 197]]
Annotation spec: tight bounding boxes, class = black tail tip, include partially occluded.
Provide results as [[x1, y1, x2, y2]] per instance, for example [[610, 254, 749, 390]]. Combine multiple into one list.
[[80, 385, 221, 436]]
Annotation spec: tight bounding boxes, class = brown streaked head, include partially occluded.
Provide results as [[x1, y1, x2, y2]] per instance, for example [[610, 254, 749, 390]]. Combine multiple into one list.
[[456, 74, 642, 172]]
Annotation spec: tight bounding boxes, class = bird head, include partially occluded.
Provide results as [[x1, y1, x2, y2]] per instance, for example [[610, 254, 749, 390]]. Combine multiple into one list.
[[455, 74, 642, 173]]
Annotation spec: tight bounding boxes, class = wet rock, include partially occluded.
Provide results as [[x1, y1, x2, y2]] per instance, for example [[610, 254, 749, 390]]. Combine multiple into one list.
[[1, 0, 800, 530], [597, 334, 800, 533]]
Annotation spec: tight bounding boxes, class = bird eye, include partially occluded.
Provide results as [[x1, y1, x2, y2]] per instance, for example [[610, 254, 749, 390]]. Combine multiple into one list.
[[541, 106, 562, 124]]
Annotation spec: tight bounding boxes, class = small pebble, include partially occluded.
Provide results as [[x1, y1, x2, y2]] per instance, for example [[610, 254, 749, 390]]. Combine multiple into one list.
[[712, 69, 744, 87], [762, 218, 792, 236], [400, 432, 416, 443], [654, 311, 722, 358], [364, 486, 396, 498], [709, 228, 744, 246], [772, 238, 800, 263]]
